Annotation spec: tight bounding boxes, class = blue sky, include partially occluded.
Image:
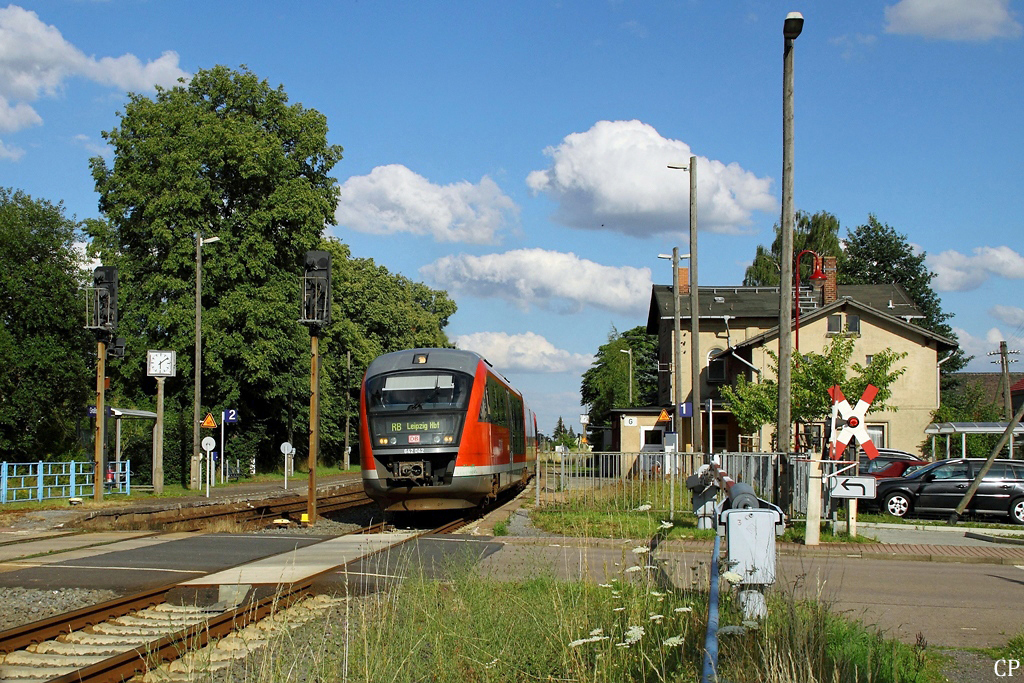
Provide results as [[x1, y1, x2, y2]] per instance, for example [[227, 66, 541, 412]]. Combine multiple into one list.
[[3, 1, 1023, 434]]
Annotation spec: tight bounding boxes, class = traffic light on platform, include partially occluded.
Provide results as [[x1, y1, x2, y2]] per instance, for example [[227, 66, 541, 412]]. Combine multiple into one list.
[[92, 265, 118, 332]]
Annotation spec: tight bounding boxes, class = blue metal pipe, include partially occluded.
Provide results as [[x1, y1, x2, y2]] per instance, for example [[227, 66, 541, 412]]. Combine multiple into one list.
[[702, 533, 721, 683]]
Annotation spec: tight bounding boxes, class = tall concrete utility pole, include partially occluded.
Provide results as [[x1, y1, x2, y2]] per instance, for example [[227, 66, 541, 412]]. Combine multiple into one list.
[[777, 11, 804, 456], [688, 156, 702, 455]]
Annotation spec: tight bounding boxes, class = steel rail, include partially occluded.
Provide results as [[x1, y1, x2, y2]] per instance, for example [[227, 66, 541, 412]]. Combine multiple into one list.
[[0, 517, 469, 682]]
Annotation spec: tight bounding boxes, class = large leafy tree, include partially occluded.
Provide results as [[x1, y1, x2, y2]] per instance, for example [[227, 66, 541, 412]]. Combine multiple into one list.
[[720, 335, 906, 437], [580, 326, 658, 428], [87, 66, 344, 478], [743, 211, 844, 286], [842, 215, 967, 373], [0, 189, 93, 458]]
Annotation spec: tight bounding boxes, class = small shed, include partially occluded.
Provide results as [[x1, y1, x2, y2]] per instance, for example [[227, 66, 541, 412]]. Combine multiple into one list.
[[924, 421, 1024, 458]]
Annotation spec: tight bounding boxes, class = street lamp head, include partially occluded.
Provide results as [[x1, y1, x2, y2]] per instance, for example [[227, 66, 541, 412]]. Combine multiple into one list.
[[783, 11, 804, 39], [809, 262, 827, 290], [201, 236, 221, 245], [620, 348, 631, 355]]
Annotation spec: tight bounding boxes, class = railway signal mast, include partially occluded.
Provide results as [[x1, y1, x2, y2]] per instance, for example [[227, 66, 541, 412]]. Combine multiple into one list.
[[86, 266, 119, 502], [300, 250, 332, 524]]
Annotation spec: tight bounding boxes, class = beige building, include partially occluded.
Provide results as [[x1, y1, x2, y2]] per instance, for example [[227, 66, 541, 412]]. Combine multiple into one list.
[[646, 257, 958, 454]]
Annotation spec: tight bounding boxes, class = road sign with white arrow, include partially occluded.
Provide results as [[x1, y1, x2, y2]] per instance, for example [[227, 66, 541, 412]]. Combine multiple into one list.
[[829, 475, 877, 499]]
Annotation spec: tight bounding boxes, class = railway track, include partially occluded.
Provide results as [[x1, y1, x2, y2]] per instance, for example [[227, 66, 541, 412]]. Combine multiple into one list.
[[0, 518, 467, 683], [75, 481, 373, 531]]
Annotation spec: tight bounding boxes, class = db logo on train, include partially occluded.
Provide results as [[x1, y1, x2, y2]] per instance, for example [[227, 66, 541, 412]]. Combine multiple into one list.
[[996, 659, 1021, 677]]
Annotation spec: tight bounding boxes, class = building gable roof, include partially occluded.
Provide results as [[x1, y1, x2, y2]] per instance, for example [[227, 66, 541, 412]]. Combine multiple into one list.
[[725, 296, 957, 352]]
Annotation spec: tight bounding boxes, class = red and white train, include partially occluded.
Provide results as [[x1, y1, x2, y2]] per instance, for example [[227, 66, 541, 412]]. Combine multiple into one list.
[[360, 348, 536, 512]]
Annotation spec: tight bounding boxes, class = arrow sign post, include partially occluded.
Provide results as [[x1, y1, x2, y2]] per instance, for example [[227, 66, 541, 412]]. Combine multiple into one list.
[[829, 475, 876, 499]]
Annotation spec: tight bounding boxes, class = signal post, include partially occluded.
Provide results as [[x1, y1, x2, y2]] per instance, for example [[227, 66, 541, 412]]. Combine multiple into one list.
[[300, 250, 332, 524]]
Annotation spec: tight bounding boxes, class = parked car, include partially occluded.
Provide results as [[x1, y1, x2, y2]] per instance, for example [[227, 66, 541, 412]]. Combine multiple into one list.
[[857, 448, 928, 479], [868, 458, 1024, 524]]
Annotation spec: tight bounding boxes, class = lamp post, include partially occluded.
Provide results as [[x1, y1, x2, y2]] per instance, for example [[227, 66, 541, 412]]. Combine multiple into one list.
[[620, 348, 634, 405], [658, 249, 692, 443], [192, 233, 220, 490], [794, 249, 827, 353], [777, 11, 804, 457]]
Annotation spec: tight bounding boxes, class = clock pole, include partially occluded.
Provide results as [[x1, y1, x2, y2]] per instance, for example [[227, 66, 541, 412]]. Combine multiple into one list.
[[154, 377, 165, 494], [301, 250, 332, 526]]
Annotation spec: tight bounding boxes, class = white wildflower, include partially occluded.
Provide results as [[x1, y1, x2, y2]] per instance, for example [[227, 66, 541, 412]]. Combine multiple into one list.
[[568, 635, 609, 647], [613, 607, 626, 612], [742, 620, 760, 630], [649, 614, 664, 623], [624, 565, 643, 573], [598, 583, 613, 588], [635, 504, 652, 512], [659, 520, 674, 529], [645, 564, 659, 569], [649, 591, 666, 597], [612, 591, 622, 598], [662, 635, 685, 647], [589, 628, 604, 636], [623, 625, 645, 644], [674, 606, 693, 613], [485, 659, 498, 669], [722, 571, 743, 585], [632, 545, 650, 554]]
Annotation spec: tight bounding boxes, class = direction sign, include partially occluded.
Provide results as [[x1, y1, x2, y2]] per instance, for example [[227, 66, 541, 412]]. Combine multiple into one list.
[[829, 475, 877, 499]]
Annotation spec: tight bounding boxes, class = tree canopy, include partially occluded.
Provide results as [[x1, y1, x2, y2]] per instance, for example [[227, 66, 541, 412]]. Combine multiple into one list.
[[743, 211, 844, 287], [580, 326, 658, 428], [842, 215, 967, 372], [85, 66, 454, 480], [0, 188, 93, 458]]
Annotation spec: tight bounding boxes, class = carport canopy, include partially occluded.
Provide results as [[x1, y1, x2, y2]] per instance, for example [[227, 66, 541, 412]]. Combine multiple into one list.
[[924, 422, 1024, 459], [925, 422, 1024, 435]]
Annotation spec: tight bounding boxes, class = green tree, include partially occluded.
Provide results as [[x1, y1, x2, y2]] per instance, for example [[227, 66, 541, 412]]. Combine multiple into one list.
[[0, 189, 93, 458], [720, 334, 906, 437], [743, 211, 844, 286], [580, 326, 658, 428], [315, 237, 456, 461], [87, 66, 344, 478], [842, 215, 967, 373]]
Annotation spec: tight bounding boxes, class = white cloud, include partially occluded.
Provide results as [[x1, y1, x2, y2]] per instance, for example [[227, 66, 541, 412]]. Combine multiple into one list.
[[929, 246, 1024, 291], [0, 5, 188, 134], [954, 326, 1006, 370], [454, 331, 593, 373], [335, 164, 518, 245], [525, 120, 776, 236], [0, 137, 24, 161], [421, 248, 652, 314], [989, 305, 1024, 327], [884, 0, 1022, 41]]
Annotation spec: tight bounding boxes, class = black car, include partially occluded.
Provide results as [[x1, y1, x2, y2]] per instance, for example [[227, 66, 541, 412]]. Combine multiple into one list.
[[870, 458, 1024, 524]]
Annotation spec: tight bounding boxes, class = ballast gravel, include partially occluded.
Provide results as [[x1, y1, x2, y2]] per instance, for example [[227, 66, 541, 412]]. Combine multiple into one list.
[[0, 586, 121, 632]]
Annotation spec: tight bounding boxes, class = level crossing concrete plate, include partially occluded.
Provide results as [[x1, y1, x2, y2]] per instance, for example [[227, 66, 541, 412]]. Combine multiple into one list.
[[181, 532, 417, 586], [0, 531, 166, 564]]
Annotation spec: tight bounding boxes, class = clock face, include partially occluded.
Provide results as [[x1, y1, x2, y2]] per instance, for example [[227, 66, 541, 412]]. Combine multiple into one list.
[[147, 350, 176, 377]]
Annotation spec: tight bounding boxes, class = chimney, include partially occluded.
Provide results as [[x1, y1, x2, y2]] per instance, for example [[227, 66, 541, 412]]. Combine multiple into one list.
[[822, 256, 838, 305], [678, 266, 689, 295]]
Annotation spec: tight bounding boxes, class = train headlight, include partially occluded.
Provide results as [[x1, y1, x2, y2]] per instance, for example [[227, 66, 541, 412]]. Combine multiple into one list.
[[378, 437, 388, 446], [443, 435, 454, 444]]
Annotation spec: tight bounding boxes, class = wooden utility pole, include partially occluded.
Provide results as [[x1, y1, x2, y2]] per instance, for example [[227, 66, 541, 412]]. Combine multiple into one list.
[[307, 333, 320, 523], [94, 339, 107, 502]]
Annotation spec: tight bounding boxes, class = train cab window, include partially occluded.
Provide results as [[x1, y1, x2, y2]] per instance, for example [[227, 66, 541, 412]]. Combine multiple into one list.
[[366, 372, 470, 411]]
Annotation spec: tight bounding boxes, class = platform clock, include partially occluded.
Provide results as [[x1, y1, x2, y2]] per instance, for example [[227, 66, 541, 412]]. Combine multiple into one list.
[[147, 350, 176, 377]]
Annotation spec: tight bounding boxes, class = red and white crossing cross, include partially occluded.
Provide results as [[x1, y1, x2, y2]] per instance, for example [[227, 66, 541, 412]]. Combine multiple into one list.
[[827, 384, 879, 460]]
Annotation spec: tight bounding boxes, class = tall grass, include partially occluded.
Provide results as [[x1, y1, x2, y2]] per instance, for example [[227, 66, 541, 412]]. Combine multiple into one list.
[[214, 552, 941, 683]]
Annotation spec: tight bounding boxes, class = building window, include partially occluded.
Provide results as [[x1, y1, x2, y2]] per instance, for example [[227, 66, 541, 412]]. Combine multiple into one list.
[[827, 314, 842, 334], [707, 348, 727, 383], [865, 354, 874, 365], [847, 314, 861, 334], [866, 424, 885, 448], [827, 313, 860, 336]]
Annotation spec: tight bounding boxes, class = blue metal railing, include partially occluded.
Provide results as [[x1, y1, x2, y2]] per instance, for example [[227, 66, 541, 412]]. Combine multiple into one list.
[[702, 533, 721, 683], [0, 461, 131, 503]]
